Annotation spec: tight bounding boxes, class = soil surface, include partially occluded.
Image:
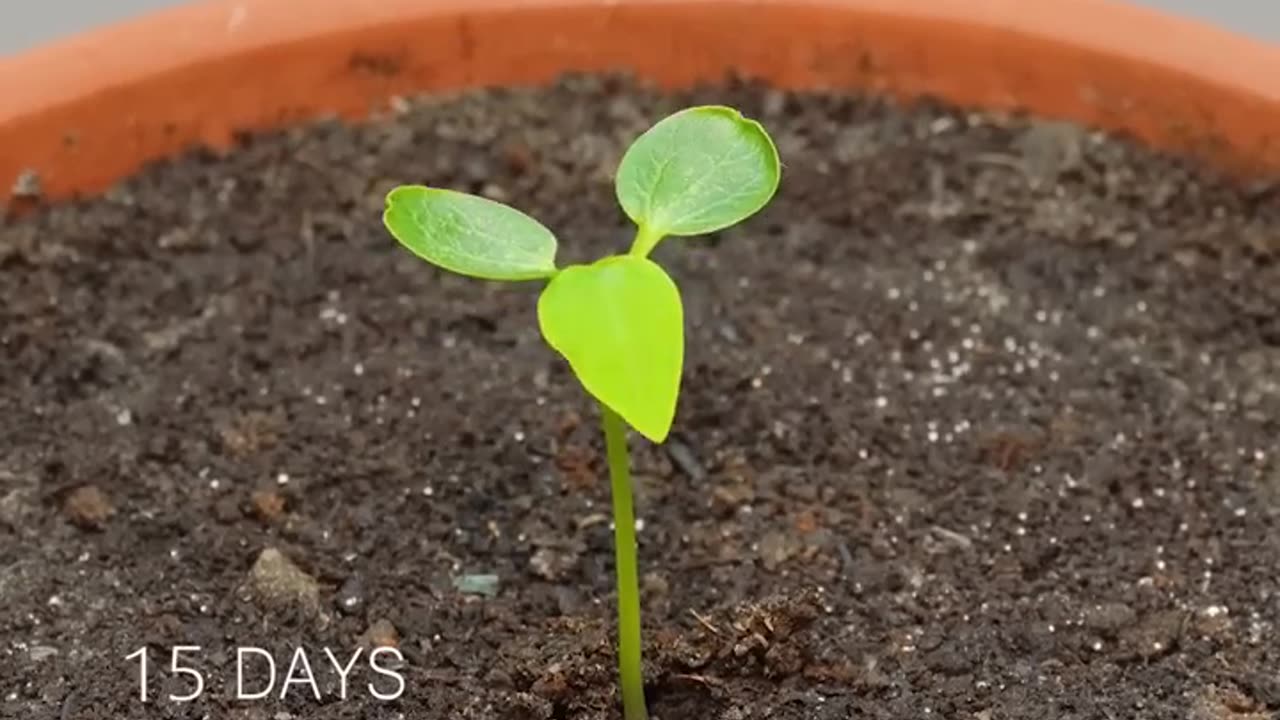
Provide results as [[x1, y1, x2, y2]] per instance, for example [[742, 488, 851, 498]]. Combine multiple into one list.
[[2, 76, 1279, 720]]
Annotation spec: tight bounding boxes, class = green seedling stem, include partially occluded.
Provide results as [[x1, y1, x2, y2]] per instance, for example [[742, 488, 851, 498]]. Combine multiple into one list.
[[382, 104, 780, 720], [602, 404, 645, 720]]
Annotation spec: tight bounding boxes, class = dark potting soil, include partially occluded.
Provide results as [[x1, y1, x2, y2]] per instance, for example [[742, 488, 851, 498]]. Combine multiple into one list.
[[2, 75, 1279, 720]]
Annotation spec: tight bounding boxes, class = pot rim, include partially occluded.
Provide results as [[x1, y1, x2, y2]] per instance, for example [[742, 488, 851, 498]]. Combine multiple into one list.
[[2, 0, 1278, 201]]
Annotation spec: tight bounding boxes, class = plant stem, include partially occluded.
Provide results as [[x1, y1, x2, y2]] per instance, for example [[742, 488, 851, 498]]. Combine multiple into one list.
[[628, 225, 664, 258], [601, 402, 648, 720]]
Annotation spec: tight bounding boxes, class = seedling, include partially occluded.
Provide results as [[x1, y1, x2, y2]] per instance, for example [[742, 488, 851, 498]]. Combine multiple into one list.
[[383, 105, 779, 720]]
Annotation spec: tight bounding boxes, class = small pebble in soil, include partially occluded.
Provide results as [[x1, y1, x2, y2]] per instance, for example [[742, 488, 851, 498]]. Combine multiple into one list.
[[1193, 605, 1234, 640], [1118, 610, 1185, 660], [336, 575, 365, 615], [528, 546, 579, 582], [249, 488, 287, 522], [642, 571, 670, 598], [758, 530, 804, 572], [664, 437, 707, 481], [245, 547, 324, 622], [10, 169, 41, 199], [1190, 684, 1270, 720], [359, 619, 400, 650], [62, 485, 114, 530], [453, 573, 500, 597], [1082, 602, 1136, 638]]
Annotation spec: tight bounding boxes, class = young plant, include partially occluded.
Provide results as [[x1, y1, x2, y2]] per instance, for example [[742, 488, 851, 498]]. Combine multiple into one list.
[[383, 105, 779, 720]]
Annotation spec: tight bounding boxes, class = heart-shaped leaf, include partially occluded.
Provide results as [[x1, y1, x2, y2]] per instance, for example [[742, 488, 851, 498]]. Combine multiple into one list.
[[616, 105, 780, 252], [537, 255, 683, 443], [383, 186, 558, 281]]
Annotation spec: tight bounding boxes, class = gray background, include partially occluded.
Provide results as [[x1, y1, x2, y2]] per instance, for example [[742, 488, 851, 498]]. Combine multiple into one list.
[[0, 0, 1276, 55]]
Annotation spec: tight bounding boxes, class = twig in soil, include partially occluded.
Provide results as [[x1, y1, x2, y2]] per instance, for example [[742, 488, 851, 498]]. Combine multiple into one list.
[[836, 540, 855, 577], [968, 152, 1033, 180], [80, 338, 130, 368], [577, 512, 609, 529], [928, 525, 973, 550], [300, 209, 316, 273], [142, 304, 218, 355], [670, 673, 725, 688], [689, 608, 722, 636]]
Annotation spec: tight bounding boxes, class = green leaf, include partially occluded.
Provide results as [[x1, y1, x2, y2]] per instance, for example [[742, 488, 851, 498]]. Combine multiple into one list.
[[383, 186, 558, 281], [537, 255, 684, 443], [616, 105, 780, 250]]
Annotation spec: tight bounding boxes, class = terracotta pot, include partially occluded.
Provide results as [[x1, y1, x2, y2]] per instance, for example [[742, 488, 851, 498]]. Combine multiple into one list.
[[2, 0, 1277, 203]]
